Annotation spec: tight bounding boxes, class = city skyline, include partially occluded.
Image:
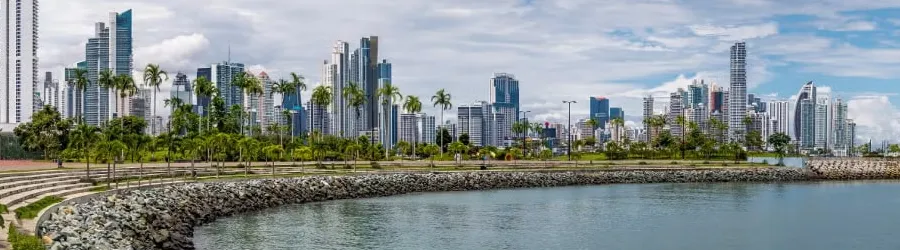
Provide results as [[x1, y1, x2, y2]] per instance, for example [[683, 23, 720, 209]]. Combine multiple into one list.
[[25, 0, 900, 143]]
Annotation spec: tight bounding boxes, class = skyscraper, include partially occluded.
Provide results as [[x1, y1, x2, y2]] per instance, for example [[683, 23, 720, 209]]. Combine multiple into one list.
[[83, 10, 132, 124], [642, 95, 653, 142], [728, 42, 747, 142], [490, 73, 519, 141], [767, 101, 791, 136], [378, 59, 394, 149], [814, 95, 830, 150], [326, 41, 352, 137], [589, 96, 609, 129], [833, 98, 848, 152], [610, 107, 624, 121], [794, 81, 816, 150], [170, 73, 192, 106], [306, 99, 330, 135], [64, 61, 88, 119], [399, 113, 418, 145], [687, 80, 709, 108], [710, 87, 725, 114], [1, 0, 39, 125], [350, 36, 380, 133], [421, 114, 436, 144], [668, 91, 684, 138], [282, 78, 304, 137], [458, 103, 484, 146]]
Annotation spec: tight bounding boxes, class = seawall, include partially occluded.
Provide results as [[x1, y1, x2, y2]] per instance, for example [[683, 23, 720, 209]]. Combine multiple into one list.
[[38, 168, 813, 250]]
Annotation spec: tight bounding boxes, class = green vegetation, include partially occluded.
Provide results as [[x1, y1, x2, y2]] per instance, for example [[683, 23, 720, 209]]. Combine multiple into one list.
[[0, 203, 8, 214], [14, 196, 64, 219], [8, 224, 45, 249]]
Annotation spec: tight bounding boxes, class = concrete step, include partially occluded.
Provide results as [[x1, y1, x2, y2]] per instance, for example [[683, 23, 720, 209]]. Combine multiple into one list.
[[0, 179, 84, 199], [0, 183, 93, 207], [0, 175, 86, 191]]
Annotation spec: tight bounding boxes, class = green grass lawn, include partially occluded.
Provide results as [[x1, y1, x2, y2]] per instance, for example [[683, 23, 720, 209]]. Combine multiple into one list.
[[14, 196, 64, 219]]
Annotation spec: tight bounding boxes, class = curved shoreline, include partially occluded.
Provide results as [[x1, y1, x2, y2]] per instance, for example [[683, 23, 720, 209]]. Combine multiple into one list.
[[38, 168, 823, 249]]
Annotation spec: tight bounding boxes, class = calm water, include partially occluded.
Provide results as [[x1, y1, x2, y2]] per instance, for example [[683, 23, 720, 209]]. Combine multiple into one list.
[[194, 181, 900, 250]]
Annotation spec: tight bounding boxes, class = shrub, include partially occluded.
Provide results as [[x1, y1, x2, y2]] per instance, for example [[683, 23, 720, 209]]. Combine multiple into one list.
[[370, 161, 382, 169], [670, 161, 678, 165], [8, 224, 45, 250], [14, 196, 64, 219], [638, 161, 648, 165], [343, 164, 353, 169], [722, 163, 729, 166], [0, 203, 7, 213], [315, 163, 327, 169], [761, 160, 769, 165], [702, 161, 710, 164]]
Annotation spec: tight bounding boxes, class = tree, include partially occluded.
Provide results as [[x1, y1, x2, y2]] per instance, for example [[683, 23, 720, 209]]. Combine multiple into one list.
[[459, 133, 470, 146], [97, 69, 116, 123], [377, 81, 403, 159], [742, 115, 754, 149], [311, 85, 333, 135], [263, 145, 284, 174], [611, 117, 625, 142], [70, 123, 99, 179], [231, 72, 262, 135], [745, 130, 764, 152], [396, 140, 411, 157], [287, 72, 307, 143], [423, 144, 440, 167], [271, 79, 295, 146], [767, 132, 791, 165], [436, 128, 452, 153], [676, 115, 686, 159], [143, 64, 168, 133], [343, 82, 366, 161], [449, 141, 467, 162], [68, 68, 89, 122], [431, 89, 452, 157], [94, 135, 126, 189], [193, 76, 216, 133], [403, 95, 423, 158], [14, 106, 71, 160]]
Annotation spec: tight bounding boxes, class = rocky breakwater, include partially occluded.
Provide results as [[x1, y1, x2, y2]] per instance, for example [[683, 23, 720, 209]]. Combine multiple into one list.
[[807, 159, 900, 179], [40, 169, 809, 250]]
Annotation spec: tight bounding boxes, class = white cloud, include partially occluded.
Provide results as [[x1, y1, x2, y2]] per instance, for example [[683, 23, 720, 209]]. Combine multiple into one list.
[[689, 22, 779, 41], [847, 95, 900, 143]]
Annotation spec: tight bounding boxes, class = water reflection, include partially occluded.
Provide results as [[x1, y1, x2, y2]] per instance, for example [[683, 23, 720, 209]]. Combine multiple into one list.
[[195, 181, 900, 250]]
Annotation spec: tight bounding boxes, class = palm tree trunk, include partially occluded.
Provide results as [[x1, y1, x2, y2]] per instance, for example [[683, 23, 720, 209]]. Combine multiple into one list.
[[440, 110, 444, 157], [85, 148, 91, 180], [153, 90, 157, 134]]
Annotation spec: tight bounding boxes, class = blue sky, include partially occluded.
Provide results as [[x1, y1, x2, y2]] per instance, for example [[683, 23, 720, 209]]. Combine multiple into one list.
[[37, 0, 900, 142]]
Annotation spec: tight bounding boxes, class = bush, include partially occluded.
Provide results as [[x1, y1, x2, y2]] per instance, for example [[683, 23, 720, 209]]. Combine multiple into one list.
[[14, 196, 64, 219], [722, 163, 729, 166], [702, 161, 710, 164], [342, 164, 353, 169], [370, 161, 382, 169], [0, 203, 7, 213], [78, 178, 98, 185], [670, 161, 678, 165], [761, 160, 769, 165], [315, 163, 327, 169], [8, 224, 46, 250], [638, 161, 648, 165]]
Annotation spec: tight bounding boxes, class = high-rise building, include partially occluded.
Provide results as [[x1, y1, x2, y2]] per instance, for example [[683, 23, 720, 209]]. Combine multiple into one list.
[[170, 73, 192, 106], [306, 99, 330, 135], [847, 119, 856, 154], [398, 113, 418, 145], [710, 87, 725, 114], [391, 105, 398, 146], [84, 10, 133, 126], [1, 0, 39, 126], [642, 95, 654, 142], [609, 107, 624, 121], [378, 59, 394, 149], [668, 90, 684, 138], [814, 96, 830, 150], [457, 103, 485, 146], [589, 96, 609, 129], [325, 41, 352, 137], [794, 81, 816, 150], [64, 61, 88, 119], [198, 61, 244, 110], [282, 80, 305, 137], [728, 42, 747, 142], [833, 98, 848, 151], [687, 80, 709, 109], [42, 72, 65, 117], [251, 72, 275, 129], [420, 114, 436, 145], [349, 36, 380, 133], [129, 87, 151, 130], [195, 67, 212, 116], [491, 73, 519, 141], [767, 101, 791, 136]]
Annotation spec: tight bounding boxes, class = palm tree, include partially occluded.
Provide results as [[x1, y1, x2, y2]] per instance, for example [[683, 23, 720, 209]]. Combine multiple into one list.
[[611, 117, 625, 142], [68, 68, 89, 122], [742, 115, 753, 149], [377, 81, 403, 158], [193, 76, 216, 133], [311, 85, 332, 136], [70, 123, 99, 179], [288, 72, 307, 139], [531, 122, 544, 155], [143, 64, 168, 133], [403, 95, 423, 160], [97, 69, 116, 124], [343, 82, 366, 168], [272, 79, 295, 146], [231, 72, 252, 135], [431, 89, 452, 156], [676, 115, 686, 159]]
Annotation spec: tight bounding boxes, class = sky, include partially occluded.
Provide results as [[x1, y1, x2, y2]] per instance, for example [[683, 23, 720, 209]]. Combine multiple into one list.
[[38, 0, 900, 143]]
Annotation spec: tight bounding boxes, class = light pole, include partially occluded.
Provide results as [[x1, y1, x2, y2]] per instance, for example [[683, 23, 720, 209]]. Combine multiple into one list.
[[563, 101, 577, 161], [519, 110, 531, 158]]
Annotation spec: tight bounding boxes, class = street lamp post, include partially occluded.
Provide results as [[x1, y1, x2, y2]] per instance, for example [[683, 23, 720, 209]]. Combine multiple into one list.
[[563, 101, 577, 161]]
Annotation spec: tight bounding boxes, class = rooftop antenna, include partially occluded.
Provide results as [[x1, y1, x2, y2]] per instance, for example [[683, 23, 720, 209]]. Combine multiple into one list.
[[227, 43, 231, 63]]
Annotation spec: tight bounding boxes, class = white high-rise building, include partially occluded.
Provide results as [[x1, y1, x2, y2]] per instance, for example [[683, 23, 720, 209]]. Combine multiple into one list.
[[642, 95, 653, 142], [833, 98, 848, 151], [325, 41, 352, 137], [668, 90, 684, 138], [421, 114, 436, 144], [2, 0, 39, 126], [767, 101, 791, 136], [814, 95, 831, 150], [728, 42, 747, 142], [399, 113, 418, 144]]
